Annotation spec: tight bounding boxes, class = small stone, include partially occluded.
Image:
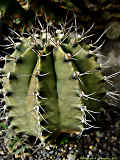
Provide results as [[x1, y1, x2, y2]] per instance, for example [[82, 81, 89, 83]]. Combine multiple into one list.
[[70, 150, 74, 154], [99, 149, 102, 153], [87, 150, 92, 157], [96, 137, 100, 143], [89, 145, 94, 150], [67, 153, 76, 160], [49, 151, 54, 154], [45, 145, 50, 151], [69, 147, 72, 150]]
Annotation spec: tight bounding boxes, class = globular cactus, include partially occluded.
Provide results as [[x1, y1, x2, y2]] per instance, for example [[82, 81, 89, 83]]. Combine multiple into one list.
[[0, 19, 119, 143]]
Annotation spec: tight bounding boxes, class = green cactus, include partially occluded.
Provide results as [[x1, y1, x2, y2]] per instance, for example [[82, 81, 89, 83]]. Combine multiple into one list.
[[0, 21, 111, 143]]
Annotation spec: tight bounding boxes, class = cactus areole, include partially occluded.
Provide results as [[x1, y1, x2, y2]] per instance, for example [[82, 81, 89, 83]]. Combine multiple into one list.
[[0, 22, 107, 141]]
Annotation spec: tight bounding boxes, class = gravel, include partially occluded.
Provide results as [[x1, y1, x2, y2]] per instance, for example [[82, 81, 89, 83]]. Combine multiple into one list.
[[0, 117, 119, 160]]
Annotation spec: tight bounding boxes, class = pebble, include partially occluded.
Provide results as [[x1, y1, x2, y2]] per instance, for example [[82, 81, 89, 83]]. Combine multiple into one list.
[[67, 153, 76, 160]]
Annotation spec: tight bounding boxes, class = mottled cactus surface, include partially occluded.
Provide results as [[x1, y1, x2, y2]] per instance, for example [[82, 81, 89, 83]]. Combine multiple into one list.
[[0, 20, 112, 142]]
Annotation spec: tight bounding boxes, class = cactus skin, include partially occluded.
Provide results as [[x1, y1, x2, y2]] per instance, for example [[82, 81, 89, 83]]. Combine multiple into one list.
[[2, 39, 38, 136], [61, 43, 106, 111], [0, 25, 107, 141]]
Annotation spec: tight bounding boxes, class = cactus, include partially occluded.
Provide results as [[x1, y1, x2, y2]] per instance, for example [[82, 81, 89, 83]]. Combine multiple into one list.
[[0, 19, 119, 143]]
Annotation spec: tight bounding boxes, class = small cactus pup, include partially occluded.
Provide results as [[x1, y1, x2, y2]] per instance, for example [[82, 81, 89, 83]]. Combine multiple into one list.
[[0, 20, 118, 143]]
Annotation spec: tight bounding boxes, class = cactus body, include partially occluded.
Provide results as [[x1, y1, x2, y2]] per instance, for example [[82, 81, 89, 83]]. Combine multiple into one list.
[[0, 24, 107, 141]]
